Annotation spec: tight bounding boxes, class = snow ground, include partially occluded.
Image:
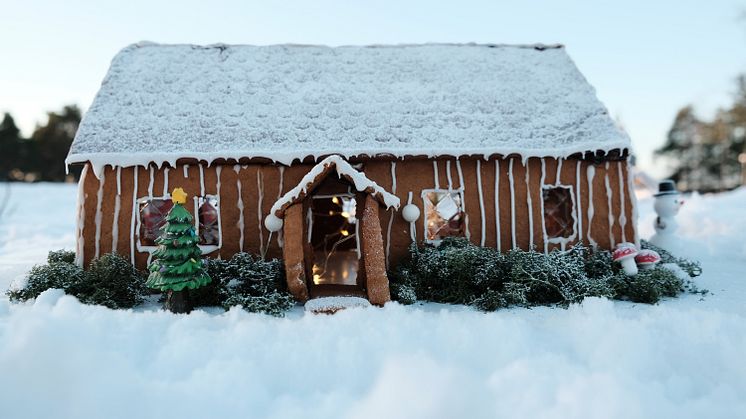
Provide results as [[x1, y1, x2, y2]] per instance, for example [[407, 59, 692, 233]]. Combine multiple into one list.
[[0, 182, 744, 419]]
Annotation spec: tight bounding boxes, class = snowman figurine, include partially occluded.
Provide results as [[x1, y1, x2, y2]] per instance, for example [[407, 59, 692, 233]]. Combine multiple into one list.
[[649, 179, 684, 252]]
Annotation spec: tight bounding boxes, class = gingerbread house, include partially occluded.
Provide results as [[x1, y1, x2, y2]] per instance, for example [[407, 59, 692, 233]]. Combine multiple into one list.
[[66, 42, 637, 305]]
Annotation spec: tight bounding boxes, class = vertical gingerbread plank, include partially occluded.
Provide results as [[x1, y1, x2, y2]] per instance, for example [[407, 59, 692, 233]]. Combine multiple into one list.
[[361, 195, 390, 305], [283, 203, 309, 302]]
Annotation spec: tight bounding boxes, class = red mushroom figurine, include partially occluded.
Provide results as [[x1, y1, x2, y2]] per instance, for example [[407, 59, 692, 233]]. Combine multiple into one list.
[[635, 249, 661, 270], [613, 243, 639, 276]]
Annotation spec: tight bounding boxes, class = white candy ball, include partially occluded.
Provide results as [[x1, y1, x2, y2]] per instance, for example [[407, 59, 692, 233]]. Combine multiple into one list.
[[402, 204, 421, 223], [264, 214, 283, 232]]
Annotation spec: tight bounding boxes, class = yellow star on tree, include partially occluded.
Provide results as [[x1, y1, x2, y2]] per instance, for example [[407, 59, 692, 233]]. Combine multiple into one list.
[[171, 187, 188, 204]]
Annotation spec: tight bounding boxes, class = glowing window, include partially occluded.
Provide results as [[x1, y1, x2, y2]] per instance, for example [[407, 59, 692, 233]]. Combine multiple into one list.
[[197, 195, 220, 246], [138, 199, 173, 246], [542, 186, 574, 238], [423, 190, 465, 242]]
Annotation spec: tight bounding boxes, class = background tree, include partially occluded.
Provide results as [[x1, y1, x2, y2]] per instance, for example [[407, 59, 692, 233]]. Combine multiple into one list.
[[30, 105, 82, 182], [0, 113, 22, 181]]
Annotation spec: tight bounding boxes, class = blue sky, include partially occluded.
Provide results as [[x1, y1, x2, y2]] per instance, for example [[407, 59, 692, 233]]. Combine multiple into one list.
[[1, 0, 744, 176]]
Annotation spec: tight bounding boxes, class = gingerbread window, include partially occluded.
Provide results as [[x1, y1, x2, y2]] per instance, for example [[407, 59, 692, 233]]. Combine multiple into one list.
[[542, 186, 575, 239], [423, 190, 466, 242], [138, 198, 174, 246], [197, 195, 220, 246]]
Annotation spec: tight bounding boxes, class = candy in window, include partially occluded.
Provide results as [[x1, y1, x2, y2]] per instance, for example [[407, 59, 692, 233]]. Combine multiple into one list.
[[197, 195, 220, 246], [542, 186, 575, 239], [138, 198, 173, 246], [423, 190, 465, 242]]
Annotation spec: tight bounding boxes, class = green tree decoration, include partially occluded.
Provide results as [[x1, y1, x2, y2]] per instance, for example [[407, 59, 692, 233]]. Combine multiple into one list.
[[146, 187, 211, 313]]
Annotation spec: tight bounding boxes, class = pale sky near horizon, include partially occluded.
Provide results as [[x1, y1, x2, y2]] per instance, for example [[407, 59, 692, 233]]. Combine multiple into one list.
[[1, 0, 745, 177]]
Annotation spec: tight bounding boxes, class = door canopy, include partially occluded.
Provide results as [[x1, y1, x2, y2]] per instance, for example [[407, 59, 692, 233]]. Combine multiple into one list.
[[269, 155, 400, 219]]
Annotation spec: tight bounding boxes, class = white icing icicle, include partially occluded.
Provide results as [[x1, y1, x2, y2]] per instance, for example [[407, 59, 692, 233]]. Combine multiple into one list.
[[257, 169, 265, 256], [586, 165, 596, 247], [130, 166, 139, 264], [432, 160, 440, 189], [94, 169, 106, 259], [525, 159, 534, 249], [277, 166, 285, 248], [455, 159, 470, 240], [112, 166, 122, 253], [494, 159, 501, 252], [476, 160, 486, 246], [162, 167, 169, 196], [555, 158, 563, 185], [446, 160, 453, 190], [575, 160, 583, 242], [508, 158, 517, 249], [234, 165, 245, 253], [604, 163, 615, 248], [626, 160, 640, 247], [540, 159, 548, 253], [74, 165, 89, 267], [617, 163, 627, 243], [199, 164, 205, 196], [407, 191, 416, 242], [306, 207, 313, 244], [182, 164, 189, 179], [147, 165, 154, 198], [385, 161, 397, 269]]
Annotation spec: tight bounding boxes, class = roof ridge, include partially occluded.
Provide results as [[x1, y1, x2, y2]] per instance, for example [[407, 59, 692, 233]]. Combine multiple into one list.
[[125, 41, 564, 51]]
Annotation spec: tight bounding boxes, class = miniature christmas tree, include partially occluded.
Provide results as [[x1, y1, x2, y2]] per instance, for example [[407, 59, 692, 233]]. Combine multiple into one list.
[[146, 187, 211, 313]]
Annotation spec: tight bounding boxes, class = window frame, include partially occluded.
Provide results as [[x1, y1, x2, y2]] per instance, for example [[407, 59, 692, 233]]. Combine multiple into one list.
[[421, 188, 466, 245], [541, 184, 578, 244], [135, 194, 222, 254]]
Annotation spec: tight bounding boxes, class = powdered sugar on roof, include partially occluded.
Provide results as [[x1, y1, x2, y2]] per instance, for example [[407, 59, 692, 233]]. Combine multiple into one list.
[[67, 43, 630, 172]]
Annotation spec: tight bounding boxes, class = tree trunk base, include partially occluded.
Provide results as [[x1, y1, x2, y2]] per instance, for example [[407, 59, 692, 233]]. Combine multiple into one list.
[[164, 289, 191, 313]]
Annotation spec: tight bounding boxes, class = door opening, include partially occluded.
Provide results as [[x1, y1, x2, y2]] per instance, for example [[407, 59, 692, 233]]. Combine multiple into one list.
[[309, 194, 360, 286]]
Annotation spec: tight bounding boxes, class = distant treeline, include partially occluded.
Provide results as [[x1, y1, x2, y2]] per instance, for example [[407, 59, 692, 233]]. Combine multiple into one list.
[[0, 105, 82, 182], [656, 76, 746, 193]]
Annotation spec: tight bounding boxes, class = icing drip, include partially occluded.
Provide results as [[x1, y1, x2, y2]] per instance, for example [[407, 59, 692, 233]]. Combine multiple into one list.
[[617, 163, 627, 243], [455, 159, 470, 240], [199, 164, 205, 196], [74, 165, 89, 267], [94, 169, 106, 258], [112, 166, 122, 253], [586, 165, 596, 247], [257, 169, 265, 257], [385, 161, 397, 269], [575, 160, 583, 243], [604, 163, 615, 248], [626, 160, 640, 247], [234, 165, 245, 253], [147, 165, 154, 198], [508, 158, 517, 249], [130, 166, 139, 264], [540, 159, 548, 253], [446, 160, 453, 190], [525, 159, 534, 249], [494, 159, 501, 252], [182, 164, 189, 179], [476, 160, 486, 246], [433, 160, 440, 189], [162, 167, 169, 196], [555, 158, 563, 185], [277, 166, 285, 248], [407, 191, 416, 242], [306, 207, 313, 244]]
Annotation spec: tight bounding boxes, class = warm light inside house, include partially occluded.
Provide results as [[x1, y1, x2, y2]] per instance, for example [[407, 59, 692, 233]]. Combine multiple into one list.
[[309, 194, 359, 286], [424, 191, 465, 241]]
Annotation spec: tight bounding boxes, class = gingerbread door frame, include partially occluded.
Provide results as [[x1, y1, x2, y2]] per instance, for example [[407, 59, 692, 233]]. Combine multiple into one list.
[[270, 156, 398, 305]]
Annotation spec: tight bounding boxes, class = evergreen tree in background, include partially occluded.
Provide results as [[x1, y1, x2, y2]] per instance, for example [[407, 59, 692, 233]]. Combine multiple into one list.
[[0, 113, 22, 181], [656, 76, 746, 192], [146, 188, 211, 313]]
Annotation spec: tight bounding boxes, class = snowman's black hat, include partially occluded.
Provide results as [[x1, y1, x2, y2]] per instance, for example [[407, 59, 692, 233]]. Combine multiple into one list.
[[654, 179, 679, 197]]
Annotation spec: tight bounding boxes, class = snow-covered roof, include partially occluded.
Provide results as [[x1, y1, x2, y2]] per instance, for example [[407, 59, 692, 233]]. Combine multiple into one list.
[[67, 42, 630, 174]]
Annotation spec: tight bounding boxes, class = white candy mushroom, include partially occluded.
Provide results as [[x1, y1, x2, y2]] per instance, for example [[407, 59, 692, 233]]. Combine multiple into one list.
[[264, 213, 283, 232], [635, 249, 661, 270], [402, 203, 421, 223], [612, 242, 639, 276]]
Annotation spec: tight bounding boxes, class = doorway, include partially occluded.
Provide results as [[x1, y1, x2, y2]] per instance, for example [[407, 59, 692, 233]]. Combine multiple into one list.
[[308, 194, 360, 287]]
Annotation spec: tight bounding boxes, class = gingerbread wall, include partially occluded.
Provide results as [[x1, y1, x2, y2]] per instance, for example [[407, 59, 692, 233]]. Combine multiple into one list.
[[76, 155, 637, 271]]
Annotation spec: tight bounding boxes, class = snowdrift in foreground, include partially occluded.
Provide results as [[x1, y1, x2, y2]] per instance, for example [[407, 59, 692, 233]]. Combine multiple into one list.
[[0, 293, 744, 419], [0, 184, 745, 419]]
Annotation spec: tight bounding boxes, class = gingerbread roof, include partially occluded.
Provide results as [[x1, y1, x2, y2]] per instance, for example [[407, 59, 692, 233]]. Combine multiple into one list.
[[67, 42, 631, 175]]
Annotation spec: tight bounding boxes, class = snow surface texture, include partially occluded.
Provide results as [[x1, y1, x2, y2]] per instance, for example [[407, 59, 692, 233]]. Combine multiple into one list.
[[66, 43, 630, 175], [1, 183, 746, 419], [304, 296, 371, 312]]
